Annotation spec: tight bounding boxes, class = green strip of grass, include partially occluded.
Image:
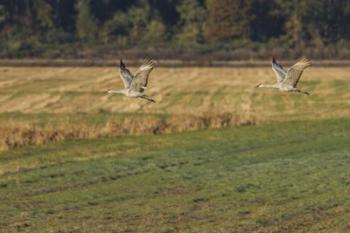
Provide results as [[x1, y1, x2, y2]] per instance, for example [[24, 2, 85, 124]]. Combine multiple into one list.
[[0, 119, 350, 232]]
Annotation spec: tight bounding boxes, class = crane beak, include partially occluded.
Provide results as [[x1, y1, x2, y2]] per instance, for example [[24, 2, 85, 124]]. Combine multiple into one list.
[[255, 83, 262, 88]]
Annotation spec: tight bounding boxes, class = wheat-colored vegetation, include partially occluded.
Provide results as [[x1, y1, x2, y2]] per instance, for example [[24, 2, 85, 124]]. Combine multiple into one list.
[[0, 66, 349, 150]]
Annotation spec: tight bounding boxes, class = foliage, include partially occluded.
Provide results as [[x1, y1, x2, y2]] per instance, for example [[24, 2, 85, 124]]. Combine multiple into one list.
[[0, 0, 349, 58], [205, 0, 252, 42], [76, 0, 99, 41], [175, 0, 206, 46]]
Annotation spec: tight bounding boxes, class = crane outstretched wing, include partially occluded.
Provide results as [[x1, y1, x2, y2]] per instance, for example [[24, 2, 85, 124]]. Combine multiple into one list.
[[119, 59, 133, 88], [129, 59, 155, 92], [282, 58, 312, 87], [272, 57, 286, 83]]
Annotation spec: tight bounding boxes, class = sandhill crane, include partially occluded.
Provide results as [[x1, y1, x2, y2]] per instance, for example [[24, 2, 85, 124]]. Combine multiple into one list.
[[256, 57, 312, 95], [107, 59, 156, 102]]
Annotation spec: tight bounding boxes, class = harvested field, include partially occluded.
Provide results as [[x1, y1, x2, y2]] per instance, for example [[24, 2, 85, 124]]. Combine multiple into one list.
[[1, 66, 350, 233], [0, 66, 349, 150]]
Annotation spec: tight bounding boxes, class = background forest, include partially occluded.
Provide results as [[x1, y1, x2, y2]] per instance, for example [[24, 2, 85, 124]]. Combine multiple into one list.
[[0, 0, 350, 59]]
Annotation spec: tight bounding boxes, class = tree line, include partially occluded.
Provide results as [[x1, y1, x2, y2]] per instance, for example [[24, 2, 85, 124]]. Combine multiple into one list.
[[0, 0, 349, 59]]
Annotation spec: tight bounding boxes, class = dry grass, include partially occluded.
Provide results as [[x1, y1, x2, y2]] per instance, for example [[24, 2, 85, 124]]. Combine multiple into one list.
[[0, 66, 349, 150], [0, 113, 255, 150]]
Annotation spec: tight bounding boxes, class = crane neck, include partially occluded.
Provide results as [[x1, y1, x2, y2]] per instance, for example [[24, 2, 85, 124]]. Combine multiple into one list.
[[107, 89, 128, 95], [258, 83, 279, 89]]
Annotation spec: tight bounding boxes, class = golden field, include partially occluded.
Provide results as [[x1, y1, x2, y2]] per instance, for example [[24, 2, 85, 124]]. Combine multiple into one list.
[[0, 66, 349, 150]]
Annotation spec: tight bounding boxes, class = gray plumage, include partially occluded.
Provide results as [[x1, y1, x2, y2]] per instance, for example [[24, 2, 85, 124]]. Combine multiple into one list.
[[256, 57, 312, 95], [119, 59, 133, 88], [272, 57, 286, 83], [107, 59, 156, 102]]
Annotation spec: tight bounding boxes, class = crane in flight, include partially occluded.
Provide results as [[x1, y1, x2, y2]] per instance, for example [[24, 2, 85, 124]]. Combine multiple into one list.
[[256, 57, 312, 95], [107, 59, 156, 102]]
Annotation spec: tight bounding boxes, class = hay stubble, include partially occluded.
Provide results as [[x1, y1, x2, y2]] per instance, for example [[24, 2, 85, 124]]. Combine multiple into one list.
[[0, 66, 349, 150]]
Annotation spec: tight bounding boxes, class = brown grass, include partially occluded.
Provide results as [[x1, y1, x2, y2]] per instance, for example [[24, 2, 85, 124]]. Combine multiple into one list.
[[0, 66, 349, 150], [0, 113, 256, 150]]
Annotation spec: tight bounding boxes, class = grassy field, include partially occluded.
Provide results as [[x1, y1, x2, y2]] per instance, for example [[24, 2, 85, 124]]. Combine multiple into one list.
[[1, 66, 350, 116], [1, 118, 350, 232], [1, 66, 350, 232], [1, 66, 350, 150]]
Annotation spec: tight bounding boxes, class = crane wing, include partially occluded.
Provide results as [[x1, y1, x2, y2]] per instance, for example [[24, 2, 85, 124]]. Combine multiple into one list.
[[272, 57, 286, 83], [283, 58, 312, 87], [129, 59, 155, 92], [119, 59, 133, 88]]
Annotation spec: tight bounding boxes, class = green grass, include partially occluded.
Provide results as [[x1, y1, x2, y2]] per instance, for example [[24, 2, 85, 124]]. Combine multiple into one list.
[[1, 118, 350, 232]]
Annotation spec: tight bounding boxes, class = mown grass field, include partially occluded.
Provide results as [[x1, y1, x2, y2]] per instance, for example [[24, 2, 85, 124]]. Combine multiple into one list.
[[0, 66, 350, 150], [1, 119, 350, 232], [1, 66, 350, 117], [0, 66, 350, 232]]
